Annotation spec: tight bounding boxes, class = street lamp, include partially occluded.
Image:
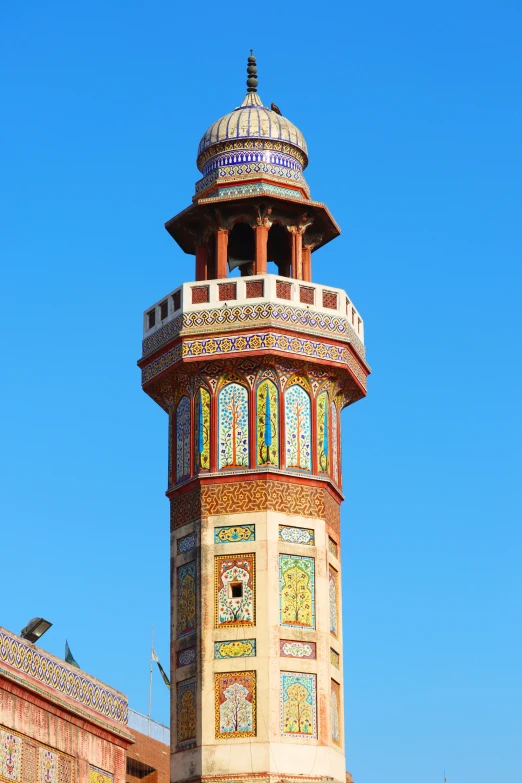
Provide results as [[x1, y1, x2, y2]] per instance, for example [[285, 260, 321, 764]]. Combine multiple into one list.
[[20, 617, 52, 644]]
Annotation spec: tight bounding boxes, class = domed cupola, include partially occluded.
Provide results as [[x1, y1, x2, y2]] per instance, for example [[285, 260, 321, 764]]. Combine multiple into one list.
[[194, 53, 310, 201]]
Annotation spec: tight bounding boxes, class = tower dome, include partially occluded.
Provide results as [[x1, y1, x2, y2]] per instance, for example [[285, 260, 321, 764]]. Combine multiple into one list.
[[194, 54, 310, 200]]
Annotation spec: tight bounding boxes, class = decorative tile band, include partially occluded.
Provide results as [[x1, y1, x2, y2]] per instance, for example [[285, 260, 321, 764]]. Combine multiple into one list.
[[0, 629, 127, 725], [177, 532, 196, 555], [215, 671, 256, 739], [279, 525, 315, 546], [177, 678, 197, 746], [177, 562, 197, 638], [0, 726, 77, 783], [0, 727, 23, 782], [215, 555, 255, 628], [197, 138, 307, 171], [280, 672, 317, 739], [202, 150, 302, 177], [212, 183, 305, 202], [329, 566, 339, 638], [195, 163, 307, 196], [279, 555, 315, 629], [177, 647, 197, 668], [280, 640, 316, 659], [170, 481, 340, 532], [142, 331, 366, 391], [328, 537, 339, 558], [142, 301, 365, 362], [214, 640, 256, 659], [214, 524, 255, 544], [330, 648, 340, 668], [331, 680, 341, 747], [89, 767, 113, 783]]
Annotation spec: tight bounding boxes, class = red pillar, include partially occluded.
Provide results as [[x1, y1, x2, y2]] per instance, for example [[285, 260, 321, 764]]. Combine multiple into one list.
[[295, 230, 303, 280], [195, 244, 208, 281], [302, 246, 312, 282], [215, 229, 229, 279], [290, 229, 298, 279], [288, 227, 303, 279], [254, 225, 269, 275]]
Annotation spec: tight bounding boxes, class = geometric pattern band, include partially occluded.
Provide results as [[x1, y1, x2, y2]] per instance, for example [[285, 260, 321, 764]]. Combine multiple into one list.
[[142, 301, 366, 362], [170, 479, 340, 532], [141, 331, 367, 389]]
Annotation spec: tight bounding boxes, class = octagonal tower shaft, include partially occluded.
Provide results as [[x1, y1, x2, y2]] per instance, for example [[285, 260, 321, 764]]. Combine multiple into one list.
[[139, 54, 370, 783]]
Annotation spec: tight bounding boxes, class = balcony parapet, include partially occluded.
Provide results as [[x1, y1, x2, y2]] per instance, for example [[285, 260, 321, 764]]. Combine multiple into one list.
[[142, 274, 365, 362], [0, 626, 128, 729]]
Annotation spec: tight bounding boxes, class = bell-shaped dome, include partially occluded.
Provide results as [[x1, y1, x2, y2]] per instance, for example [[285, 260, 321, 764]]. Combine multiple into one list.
[[194, 55, 310, 201], [197, 91, 308, 169]]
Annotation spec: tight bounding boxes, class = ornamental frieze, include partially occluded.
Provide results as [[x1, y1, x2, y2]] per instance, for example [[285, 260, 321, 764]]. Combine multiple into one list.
[[141, 301, 366, 361], [141, 331, 367, 390]]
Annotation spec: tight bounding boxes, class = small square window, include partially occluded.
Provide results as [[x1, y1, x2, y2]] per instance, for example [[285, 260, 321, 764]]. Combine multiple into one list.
[[160, 300, 168, 320], [147, 309, 156, 329], [229, 582, 243, 599]]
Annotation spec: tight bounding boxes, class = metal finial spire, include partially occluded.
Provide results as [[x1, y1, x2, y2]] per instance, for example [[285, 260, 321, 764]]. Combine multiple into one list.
[[246, 51, 258, 93]]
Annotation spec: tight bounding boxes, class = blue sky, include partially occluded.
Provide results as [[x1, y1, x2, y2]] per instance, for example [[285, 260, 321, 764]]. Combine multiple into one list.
[[1, 1, 521, 781]]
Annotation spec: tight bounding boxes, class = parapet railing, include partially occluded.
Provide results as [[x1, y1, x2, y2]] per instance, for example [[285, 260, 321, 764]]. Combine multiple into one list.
[[127, 708, 170, 744], [143, 274, 364, 344]]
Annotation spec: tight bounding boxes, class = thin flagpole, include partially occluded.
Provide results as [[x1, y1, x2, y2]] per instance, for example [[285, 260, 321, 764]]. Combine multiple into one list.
[[148, 625, 154, 734]]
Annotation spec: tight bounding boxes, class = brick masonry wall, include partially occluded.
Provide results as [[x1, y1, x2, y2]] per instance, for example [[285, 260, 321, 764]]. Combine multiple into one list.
[[0, 676, 131, 783], [126, 729, 169, 783]]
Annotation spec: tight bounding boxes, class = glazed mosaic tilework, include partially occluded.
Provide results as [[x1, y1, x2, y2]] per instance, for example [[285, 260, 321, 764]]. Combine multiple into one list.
[[177, 562, 196, 638], [331, 680, 341, 746], [210, 183, 305, 202], [177, 532, 196, 555], [177, 647, 197, 668], [176, 396, 191, 482], [329, 566, 339, 637], [214, 640, 256, 659], [328, 537, 339, 558], [142, 333, 367, 392], [177, 679, 197, 746], [257, 380, 279, 467], [215, 555, 255, 627], [202, 149, 302, 176], [317, 391, 329, 475], [89, 767, 113, 783], [330, 648, 340, 668], [196, 136, 307, 171], [0, 629, 127, 724], [280, 672, 317, 739], [0, 727, 76, 783], [331, 401, 339, 485], [278, 525, 314, 546], [218, 383, 249, 469], [195, 163, 307, 197], [284, 384, 312, 471], [168, 412, 172, 486], [195, 387, 211, 471], [279, 640, 316, 659], [0, 728, 22, 781], [38, 748, 58, 783], [215, 671, 256, 739], [279, 555, 315, 629], [141, 301, 366, 363], [214, 524, 255, 544]]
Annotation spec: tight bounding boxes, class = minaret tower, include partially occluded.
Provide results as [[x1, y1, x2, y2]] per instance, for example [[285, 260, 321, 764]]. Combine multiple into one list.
[[139, 55, 370, 783]]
